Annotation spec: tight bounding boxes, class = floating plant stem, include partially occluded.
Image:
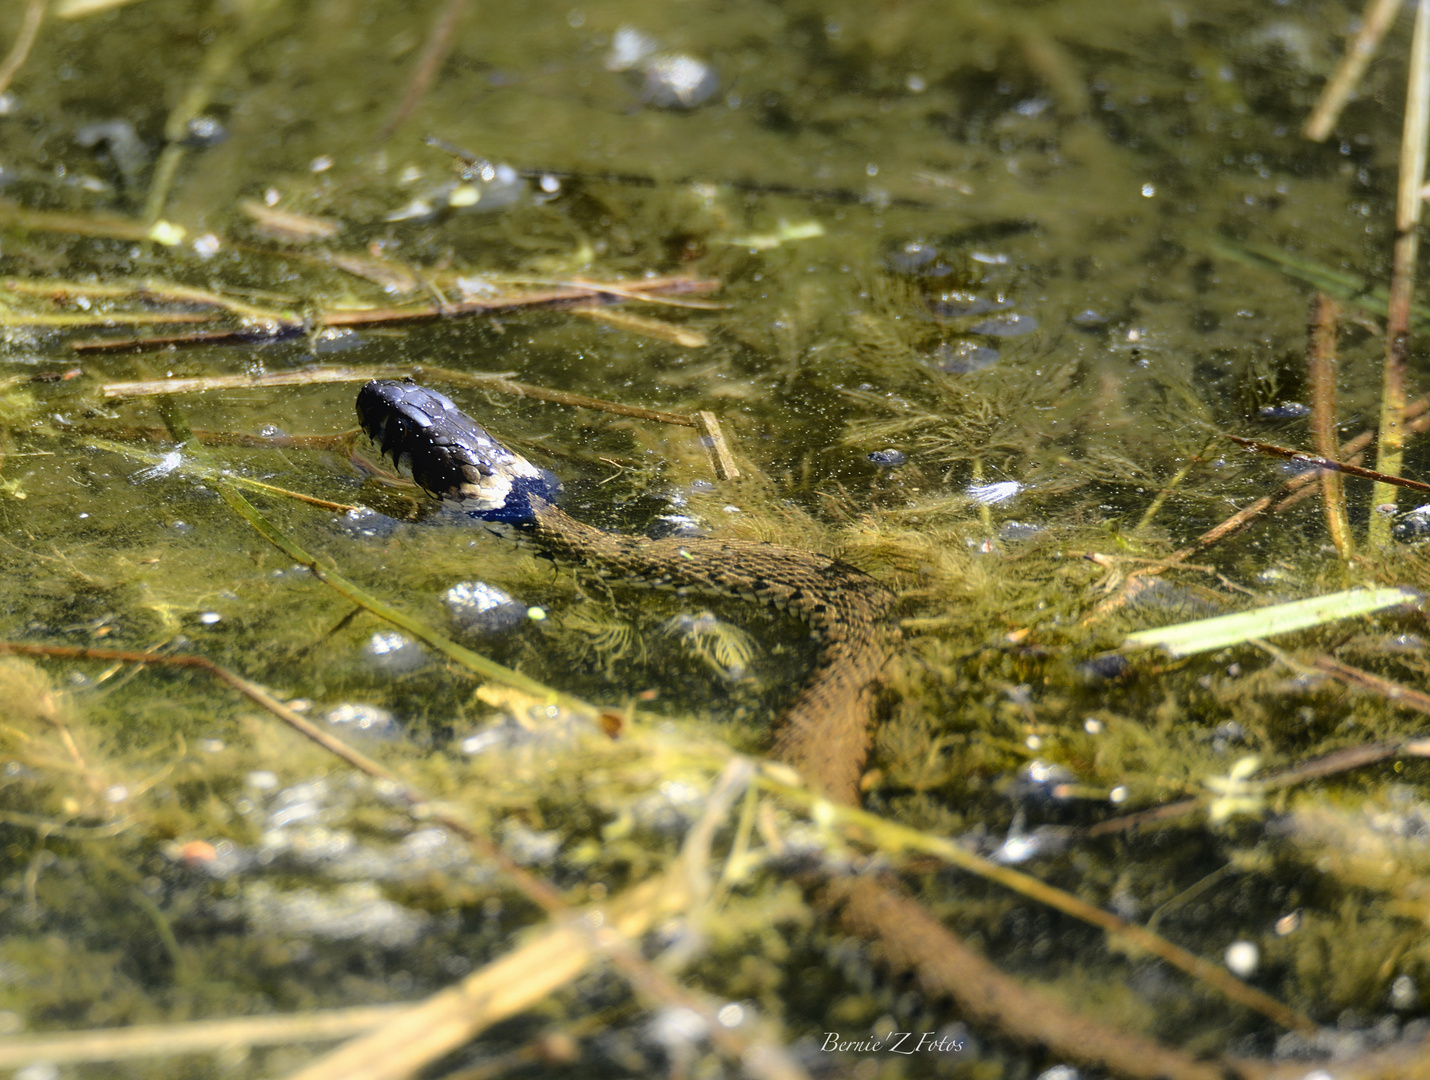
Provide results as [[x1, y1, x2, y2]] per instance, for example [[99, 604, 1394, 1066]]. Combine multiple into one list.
[[0, 310, 213, 328], [1135, 436, 1218, 533], [1307, 294, 1353, 557], [1181, 495, 1273, 555], [1, 276, 294, 322], [759, 774, 1318, 1034], [54, 0, 148, 15], [1370, 0, 1430, 544], [0, 1005, 409, 1068], [0, 0, 44, 97], [971, 456, 993, 532], [83, 437, 358, 512], [144, 0, 282, 224], [0, 201, 186, 245], [695, 410, 740, 480], [1304, 0, 1404, 141], [379, 0, 468, 142]]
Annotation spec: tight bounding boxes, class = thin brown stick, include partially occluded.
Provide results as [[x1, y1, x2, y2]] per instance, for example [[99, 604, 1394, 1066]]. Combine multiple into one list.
[[216, 477, 357, 512], [1074, 552, 1216, 573], [1088, 737, 1430, 839], [1223, 434, 1430, 494], [70, 424, 356, 451], [572, 305, 709, 347], [99, 365, 699, 427], [328, 279, 719, 325], [0, 0, 44, 97], [1084, 399, 1430, 617], [829, 878, 1229, 1080], [69, 276, 721, 351], [4, 311, 214, 328], [506, 274, 730, 309], [1304, 0, 1405, 141], [1275, 444, 1373, 514], [1274, 396, 1430, 513], [1183, 495, 1273, 553], [1258, 738, 1430, 786], [379, 0, 467, 143], [71, 327, 298, 352], [1084, 796, 1203, 837], [0, 642, 419, 791], [1307, 294, 1352, 556], [1312, 654, 1430, 717], [1370, 0, 1430, 542], [3, 276, 293, 322]]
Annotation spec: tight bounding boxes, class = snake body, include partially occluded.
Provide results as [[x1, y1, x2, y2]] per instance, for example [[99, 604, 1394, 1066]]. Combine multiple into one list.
[[357, 378, 894, 800]]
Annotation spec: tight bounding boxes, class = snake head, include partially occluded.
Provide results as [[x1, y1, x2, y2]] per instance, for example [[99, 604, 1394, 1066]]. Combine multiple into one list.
[[357, 379, 561, 523]]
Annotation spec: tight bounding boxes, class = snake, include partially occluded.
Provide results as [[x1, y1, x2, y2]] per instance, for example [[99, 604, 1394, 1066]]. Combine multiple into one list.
[[356, 378, 896, 801], [352, 381, 1229, 1076]]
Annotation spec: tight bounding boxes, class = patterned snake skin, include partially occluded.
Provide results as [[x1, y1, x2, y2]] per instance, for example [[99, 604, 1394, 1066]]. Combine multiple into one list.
[[357, 379, 895, 801]]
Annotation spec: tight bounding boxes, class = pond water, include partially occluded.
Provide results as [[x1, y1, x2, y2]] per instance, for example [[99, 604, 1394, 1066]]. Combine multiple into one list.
[[1, 1, 1429, 1078]]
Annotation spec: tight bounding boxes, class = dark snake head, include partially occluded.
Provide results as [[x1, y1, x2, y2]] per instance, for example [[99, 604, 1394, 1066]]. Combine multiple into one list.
[[357, 379, 561, 523]]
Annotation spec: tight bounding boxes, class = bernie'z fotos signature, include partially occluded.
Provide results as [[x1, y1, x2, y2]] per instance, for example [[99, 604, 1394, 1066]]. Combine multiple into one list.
[[821, 1031, 965, 1055]]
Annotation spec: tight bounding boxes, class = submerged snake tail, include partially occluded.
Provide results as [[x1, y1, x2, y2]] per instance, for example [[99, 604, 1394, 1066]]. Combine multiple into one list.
[[357, 378, 895, 800]]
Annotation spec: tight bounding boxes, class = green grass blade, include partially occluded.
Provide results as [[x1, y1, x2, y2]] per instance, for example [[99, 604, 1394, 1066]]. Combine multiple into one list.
[[1123, 586, 1423, 657], [216, 479, 602, 718], [1207, 237, 1430, 329]]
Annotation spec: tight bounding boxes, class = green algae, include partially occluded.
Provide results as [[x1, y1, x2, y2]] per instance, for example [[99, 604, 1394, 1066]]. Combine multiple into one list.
[[2, 0, 1430, 1077]]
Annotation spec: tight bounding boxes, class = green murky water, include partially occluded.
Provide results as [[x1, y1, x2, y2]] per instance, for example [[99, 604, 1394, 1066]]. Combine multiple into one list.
[[2, 1, 1430, 1077]]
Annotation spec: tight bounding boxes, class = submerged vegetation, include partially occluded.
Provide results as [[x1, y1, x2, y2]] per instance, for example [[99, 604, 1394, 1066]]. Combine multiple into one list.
[[3, 0, 1430, 1077]]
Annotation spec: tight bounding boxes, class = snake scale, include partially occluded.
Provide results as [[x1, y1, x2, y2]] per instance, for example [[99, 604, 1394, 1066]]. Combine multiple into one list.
[[356, 378, 895, 801]]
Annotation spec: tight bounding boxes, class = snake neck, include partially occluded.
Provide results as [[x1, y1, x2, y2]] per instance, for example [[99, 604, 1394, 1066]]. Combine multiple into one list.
[[528, 497, 896, 802]]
